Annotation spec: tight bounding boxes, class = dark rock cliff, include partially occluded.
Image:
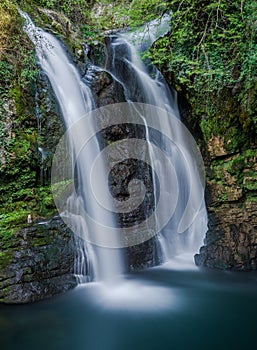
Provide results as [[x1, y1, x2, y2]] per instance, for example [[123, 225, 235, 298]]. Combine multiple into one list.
[[0, 216, 77, 304], [195, 202, 257, 270], [89, 66, 162, 272]]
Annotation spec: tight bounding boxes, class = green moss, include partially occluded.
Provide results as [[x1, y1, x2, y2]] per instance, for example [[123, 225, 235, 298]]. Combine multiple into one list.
[[243, 176, 257, 191], [32, 237, 49, 247], [0, 184, 57, 243], [9, 85, 24, 115], [0, 251, 13, 269], [246, 194, 257, 202], [207, 148, 257, 205]]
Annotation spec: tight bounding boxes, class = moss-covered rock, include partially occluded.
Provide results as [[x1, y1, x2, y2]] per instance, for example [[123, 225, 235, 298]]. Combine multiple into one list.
[[0, 216, 78, 304]]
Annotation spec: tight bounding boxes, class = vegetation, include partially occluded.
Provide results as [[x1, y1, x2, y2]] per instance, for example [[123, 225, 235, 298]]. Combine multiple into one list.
[[150, 0, 257, 151], [0, 0, 56, 240]]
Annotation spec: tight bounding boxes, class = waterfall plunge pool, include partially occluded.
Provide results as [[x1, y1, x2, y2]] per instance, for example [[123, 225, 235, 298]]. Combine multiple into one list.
[[1, 262, 257, 350]]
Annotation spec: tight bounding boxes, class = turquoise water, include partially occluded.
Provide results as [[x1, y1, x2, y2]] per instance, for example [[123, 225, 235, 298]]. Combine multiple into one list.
[[1, 265, 257, 350]]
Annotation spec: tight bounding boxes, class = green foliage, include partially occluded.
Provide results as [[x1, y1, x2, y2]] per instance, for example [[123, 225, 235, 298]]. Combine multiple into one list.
[[151, 0, 257, 148], [152, 1, 254, 89], [129, 0, 168, 26], [0, 62, 13, 95], [0, 209, 28, 230], [80, 23, 99, 41], [22, 0, 95, 24], [37, 0, 91, 14], [0, 251, 13, 269], [0, 1, 46, 240], [88, 1, 130, 31], [86, 0, 169, 32], [20, 51, 38, 88]]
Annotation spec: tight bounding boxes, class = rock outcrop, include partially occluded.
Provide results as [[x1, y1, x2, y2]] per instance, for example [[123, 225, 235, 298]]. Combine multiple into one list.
[[195, 142, 257, 270], [0, 216, 77, 304], [195, 202, 257, 269]]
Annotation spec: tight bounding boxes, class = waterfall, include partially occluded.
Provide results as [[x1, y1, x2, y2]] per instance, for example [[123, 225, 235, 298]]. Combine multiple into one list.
[[19, 10, 124, 283], [20, 10, 208, 283], [105, 18, 208, 260], [107, 13, 178, 114]]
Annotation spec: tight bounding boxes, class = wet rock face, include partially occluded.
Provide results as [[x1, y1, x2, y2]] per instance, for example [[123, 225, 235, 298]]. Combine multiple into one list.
[[84, 66, 161, 269], [195, 138, 257, 269], [194, 136, 257, 270], [125, 237, 162, 271], [195, 202, 257, 270], [89, 67, 125, 107], [0, 217, 77, 304]]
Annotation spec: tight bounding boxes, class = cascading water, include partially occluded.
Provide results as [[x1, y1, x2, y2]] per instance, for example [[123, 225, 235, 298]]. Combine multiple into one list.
[[20, 9, 207, 286], [107, 14, 178, 114], [19, 10, 124, 283], [105, 17, 208, 260]]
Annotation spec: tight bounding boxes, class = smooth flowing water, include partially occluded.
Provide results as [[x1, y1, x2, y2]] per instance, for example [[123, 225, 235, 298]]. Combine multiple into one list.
[[1, 266, 257, 350], [107, 21, 208, 258], [19, 10, 124, 283]]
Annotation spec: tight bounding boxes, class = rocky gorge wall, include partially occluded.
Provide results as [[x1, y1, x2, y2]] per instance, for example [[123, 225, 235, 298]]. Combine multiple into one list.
[[161, 72, 257, 271], [0, 217, 77, 304], [195, 139, 257, 270]]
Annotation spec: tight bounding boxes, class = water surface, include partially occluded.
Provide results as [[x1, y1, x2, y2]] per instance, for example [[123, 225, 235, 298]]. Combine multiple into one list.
[[1, 263, 257, 350]]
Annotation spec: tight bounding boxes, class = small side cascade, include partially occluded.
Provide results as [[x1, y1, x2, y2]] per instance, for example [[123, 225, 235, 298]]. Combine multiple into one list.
[[73, 235, 90, 283]]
